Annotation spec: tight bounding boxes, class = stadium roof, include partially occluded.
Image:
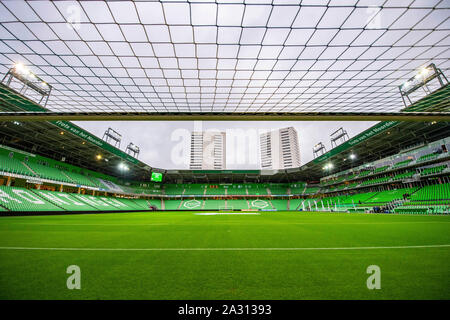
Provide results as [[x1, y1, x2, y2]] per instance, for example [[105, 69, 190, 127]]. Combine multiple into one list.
[[0, 118, 154, 180], [0, 0, 449, 118]]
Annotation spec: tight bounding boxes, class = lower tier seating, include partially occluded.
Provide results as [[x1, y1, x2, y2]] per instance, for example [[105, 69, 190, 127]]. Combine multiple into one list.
[[0, 182, 448, 214], [33, 189, 97, 211], [410, 183, 450, 201], [226, 200, 249, 210], [203, 200, 226, 210], [0, 186, 63, 211]]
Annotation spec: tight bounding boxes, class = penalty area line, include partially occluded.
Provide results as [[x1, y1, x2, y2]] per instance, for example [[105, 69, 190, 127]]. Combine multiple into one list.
[[0, 244, 449, 251]]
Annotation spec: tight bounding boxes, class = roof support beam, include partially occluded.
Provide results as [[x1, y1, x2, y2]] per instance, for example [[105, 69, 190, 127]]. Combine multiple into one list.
[[0, 112, 449, 122]]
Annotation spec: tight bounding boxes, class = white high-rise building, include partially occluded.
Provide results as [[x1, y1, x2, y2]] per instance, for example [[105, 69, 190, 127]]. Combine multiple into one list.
[[189, 131, 226, 170], [260, 127, 301, 169]]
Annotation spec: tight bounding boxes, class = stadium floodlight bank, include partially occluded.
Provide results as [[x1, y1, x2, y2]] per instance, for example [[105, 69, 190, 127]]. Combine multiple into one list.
[[399, 63, 449, 107], [1, 63, 52, 106]]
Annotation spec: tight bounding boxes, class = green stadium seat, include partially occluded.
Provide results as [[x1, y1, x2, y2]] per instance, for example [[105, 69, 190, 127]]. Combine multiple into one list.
[[63, 170, 100, 187], [373, 165, 390, 174], [0, 186, 63, 211], [268, 184, 289, 195], [411, 183, 450, 202], [0, 154, 36, 177], [246, 184, 268, 195], [33, 189, 97, 211], [25, 162, 72, 183], [270, 199, 288, 210], [392, 171, 415, 181], [205, 185, 226, 195], [420, 164, 447, 176], [183, 184, 206, 195], [226, 200, 249, 210], [360, 176, 391, 186], [303, 186, 320, 195], [226, 185, 248, 195], [248, 199, 271, 210], [203, 200, 226, 210], [392, 159, 413, 168], [416, 152, 439, 163], [164, 199, 184, 210]]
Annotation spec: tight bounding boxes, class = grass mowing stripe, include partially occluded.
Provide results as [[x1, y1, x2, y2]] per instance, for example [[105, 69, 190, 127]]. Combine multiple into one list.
[[0, 244, 449, 251]]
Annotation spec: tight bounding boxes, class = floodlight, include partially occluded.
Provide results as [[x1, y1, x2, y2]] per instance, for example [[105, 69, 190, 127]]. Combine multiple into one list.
[[2, 62, 53, 105], [13, 62, 27, 74], [323, 163, 334, 171], [399, 63, 448, 107], [350, 154, 356, 160]]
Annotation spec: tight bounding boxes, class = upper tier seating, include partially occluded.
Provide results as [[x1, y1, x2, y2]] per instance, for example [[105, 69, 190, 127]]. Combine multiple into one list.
[[303, 186, 320, 195], [184, 184, 206, 195], [392, 171, 415, 181], [205, 185, 226, 195], [0, 154, 36, 177], [416, 152, 439, 163], [26, 162, 72, 183], [269, 185, 289, 195], [246, 184, 268, 195], [164, 185, 185, 195], [420, 164, 447, 176], [360, 176, 391, 187], [374, 165, 390, 174], [289, 183, 305, 194], [63, 170, 99, 187], [392, 159, 413, 168], [226, 185, 247, 195], [358, 170, 372, 177]]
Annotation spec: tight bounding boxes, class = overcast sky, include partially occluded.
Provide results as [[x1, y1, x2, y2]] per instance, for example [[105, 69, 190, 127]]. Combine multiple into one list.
[[74, 121, 377, 169]]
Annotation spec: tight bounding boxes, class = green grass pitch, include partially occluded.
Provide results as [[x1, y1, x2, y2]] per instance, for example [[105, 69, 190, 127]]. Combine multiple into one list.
[[0, 211, 449, 300]]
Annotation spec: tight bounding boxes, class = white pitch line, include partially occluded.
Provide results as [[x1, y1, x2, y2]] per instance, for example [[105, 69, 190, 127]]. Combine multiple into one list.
[[14, 223, 169, 226], [0, 244, 448, 251], [194, 212, 260, 215], [291, 221, 450, 225]]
